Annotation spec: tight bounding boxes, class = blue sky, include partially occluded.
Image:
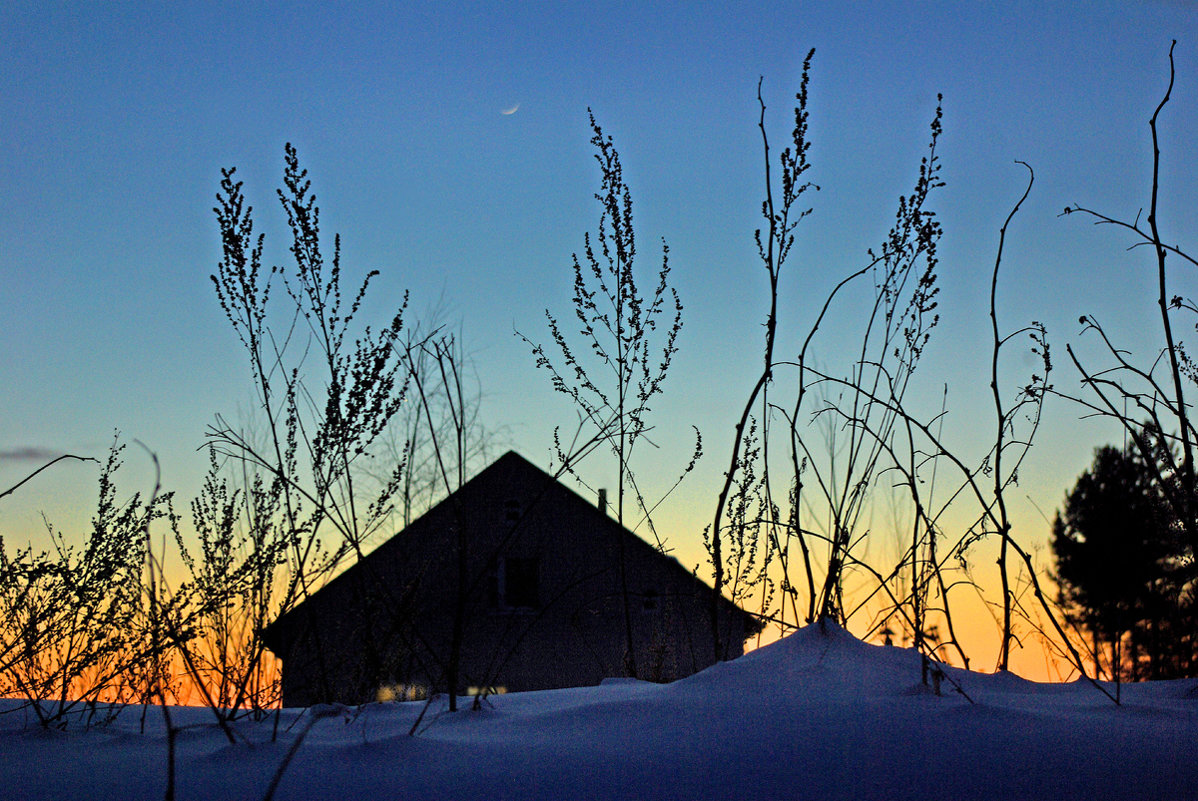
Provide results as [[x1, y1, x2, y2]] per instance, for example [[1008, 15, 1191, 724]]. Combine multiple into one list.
[[3, 1, 1197, 669]]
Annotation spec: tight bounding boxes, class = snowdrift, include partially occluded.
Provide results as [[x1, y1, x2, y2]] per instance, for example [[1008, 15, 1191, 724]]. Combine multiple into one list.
[[1, 622, 1194, 800]]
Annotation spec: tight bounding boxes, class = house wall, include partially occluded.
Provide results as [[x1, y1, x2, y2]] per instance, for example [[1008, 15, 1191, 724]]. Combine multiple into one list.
[[266, 454, 755, 706]]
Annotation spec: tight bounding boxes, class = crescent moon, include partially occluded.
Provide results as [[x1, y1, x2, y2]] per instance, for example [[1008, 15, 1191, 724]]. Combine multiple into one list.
[[501, 104, 520, 115]]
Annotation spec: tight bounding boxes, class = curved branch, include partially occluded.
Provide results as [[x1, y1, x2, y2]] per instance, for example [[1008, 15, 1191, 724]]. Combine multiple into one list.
[[0, 454, 99, 501]]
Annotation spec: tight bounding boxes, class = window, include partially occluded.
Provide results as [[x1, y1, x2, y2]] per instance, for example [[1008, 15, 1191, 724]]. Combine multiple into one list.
[[503, 499, 521, 522], [504, 557, 539, 609], [642, 589, 659, 611], [486, 557, 540, 610], [376, 683, 427, 702]]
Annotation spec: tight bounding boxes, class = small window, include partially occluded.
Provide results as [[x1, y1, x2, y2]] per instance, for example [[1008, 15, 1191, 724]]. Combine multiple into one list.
[[642, 589, 659, 611], [503, 499, 521, 522]]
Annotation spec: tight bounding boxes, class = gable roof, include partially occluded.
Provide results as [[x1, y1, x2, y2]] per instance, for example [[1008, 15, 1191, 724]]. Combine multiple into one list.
[[262, 450, 762, 650]]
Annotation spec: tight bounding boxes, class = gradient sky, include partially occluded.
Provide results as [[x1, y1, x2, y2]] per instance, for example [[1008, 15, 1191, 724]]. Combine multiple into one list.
[[3, 1, 1197, 677]]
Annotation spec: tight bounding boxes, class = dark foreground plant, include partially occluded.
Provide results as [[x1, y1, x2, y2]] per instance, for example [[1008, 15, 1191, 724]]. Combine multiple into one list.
[[207, 144, 414, 710], [0, 439, 174, 729], [522, 112, 699, 677]]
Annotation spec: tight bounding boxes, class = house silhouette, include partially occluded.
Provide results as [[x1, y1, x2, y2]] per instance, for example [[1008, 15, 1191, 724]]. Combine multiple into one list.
[[261, 451, 761, 706]]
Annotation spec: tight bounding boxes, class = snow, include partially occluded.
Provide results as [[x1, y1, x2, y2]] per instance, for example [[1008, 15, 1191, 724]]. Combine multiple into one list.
[[2, 623, 1194, 800]]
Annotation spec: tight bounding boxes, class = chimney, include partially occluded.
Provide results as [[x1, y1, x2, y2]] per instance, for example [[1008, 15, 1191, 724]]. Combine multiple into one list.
[[598, 488, 608, 514]]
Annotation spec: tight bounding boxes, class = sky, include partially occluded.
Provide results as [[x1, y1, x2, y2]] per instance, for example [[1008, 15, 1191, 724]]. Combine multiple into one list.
[[3, 1, 1197, 678]]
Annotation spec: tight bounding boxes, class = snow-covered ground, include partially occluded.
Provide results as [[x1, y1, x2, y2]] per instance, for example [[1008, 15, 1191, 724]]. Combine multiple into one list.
[[1, 623, 1194, 800]]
